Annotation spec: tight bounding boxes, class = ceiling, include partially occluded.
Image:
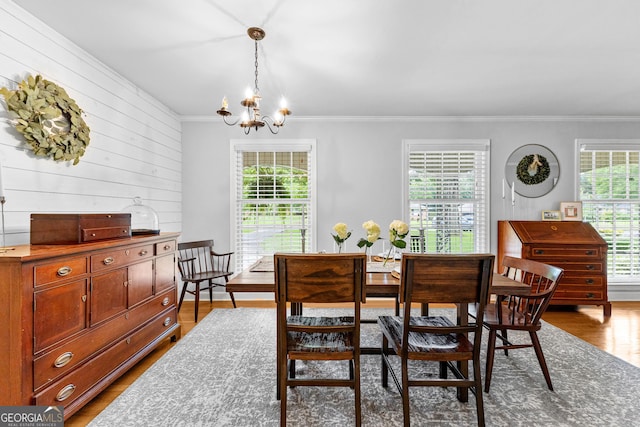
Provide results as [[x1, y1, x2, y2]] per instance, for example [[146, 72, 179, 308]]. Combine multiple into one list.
[[15, 0, 640, 118]]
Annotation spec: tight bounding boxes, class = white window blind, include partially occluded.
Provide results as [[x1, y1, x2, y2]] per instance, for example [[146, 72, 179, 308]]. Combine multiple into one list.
[[578, 139, 640, 280], [404, 140, 490, 254], [232, 140, 315, 271]]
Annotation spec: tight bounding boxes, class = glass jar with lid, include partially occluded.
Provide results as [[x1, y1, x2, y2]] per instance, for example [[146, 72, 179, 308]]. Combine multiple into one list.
[[122, 196, 160, 235]]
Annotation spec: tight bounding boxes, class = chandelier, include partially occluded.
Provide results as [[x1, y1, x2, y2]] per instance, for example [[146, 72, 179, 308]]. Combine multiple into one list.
[[217, 27, 291, 134]]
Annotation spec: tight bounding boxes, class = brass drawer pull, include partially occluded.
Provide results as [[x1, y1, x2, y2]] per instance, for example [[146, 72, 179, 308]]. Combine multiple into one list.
[[534, 249, 544, 255], [122, 229, 128, 234], [56, 384, 76, 402], [585, 279, 594, 285], [103, 256, 115, 265], [586, 250, 595, 255], [163, 317, 172, 327], [162, 297, 170, 306], [139, 249, 148, 256], [586, 265, 595, 270], [57, 266, 72, 277], [163, 244, 171, 250], [54, 352, 74, 368], [586, 293, 595, 298]]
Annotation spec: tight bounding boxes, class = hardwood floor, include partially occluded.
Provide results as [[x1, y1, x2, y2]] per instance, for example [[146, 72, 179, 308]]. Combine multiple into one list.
[[65, 300, 640, 426]]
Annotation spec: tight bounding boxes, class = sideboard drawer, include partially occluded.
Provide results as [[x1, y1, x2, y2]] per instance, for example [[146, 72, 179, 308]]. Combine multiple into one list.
[[155, 240, 176, 255], [91, 244, 155, 272], [34, 291, 176, 390], [34, 257, 88, 287], [34, 308, 177, 407]]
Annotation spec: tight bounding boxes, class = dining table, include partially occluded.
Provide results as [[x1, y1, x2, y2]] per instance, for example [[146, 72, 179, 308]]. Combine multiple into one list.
[[227, 256, 530, 402]]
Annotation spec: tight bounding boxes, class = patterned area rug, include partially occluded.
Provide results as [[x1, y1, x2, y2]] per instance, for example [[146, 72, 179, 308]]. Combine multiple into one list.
[[89, 308, 640, 426]]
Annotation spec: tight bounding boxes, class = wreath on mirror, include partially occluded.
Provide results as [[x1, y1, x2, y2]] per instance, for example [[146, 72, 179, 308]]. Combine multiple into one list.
[[0, 74, 90, 165], [516, 154, 550, 185]]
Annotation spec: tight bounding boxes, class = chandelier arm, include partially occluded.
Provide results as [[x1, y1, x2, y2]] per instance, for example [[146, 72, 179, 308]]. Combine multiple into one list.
[[262, 118, 281, 135], [222, 115, 240, 126]]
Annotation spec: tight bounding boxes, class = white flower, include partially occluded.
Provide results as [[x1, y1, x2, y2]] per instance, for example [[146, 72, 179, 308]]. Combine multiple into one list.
[[333, 222, 350, 241]]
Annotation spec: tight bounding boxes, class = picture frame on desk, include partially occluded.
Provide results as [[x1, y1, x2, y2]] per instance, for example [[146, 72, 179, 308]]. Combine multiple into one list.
[[560, 201, 583, 221], [542, 210, 561, 221]]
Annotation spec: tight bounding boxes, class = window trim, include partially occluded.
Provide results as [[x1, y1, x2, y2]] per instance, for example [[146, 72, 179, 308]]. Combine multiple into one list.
[[575, 138, 640, 286], [402, 139, 491, 253], [230, 139, 317, 271]]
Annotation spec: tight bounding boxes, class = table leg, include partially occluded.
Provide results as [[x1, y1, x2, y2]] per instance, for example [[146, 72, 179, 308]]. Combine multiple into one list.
[[457, 302, 469, 402]]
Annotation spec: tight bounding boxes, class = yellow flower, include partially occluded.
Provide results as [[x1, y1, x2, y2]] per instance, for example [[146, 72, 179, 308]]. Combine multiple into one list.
[[384, 219, 409, 266], [389, 220, 409, 239], [333, 222, 350, 240], [363, 220, 381, 243]]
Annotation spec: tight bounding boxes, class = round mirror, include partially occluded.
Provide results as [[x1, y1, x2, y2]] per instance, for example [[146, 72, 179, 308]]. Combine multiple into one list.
[[505, 144, 559, 198]]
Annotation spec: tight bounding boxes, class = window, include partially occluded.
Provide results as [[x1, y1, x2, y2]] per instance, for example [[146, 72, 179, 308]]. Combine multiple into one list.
[[231, 140, 316, 271], [403, 140, 490, 254], [577, 139, 640, 281]]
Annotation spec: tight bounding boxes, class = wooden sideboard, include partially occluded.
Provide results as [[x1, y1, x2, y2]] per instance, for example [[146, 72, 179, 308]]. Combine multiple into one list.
[[497, 220, 611, 316], [0, 232, 181, 419]]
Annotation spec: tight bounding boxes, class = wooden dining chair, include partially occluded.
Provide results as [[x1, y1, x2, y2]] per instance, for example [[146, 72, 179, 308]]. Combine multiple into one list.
[[480, 255, 564, 392], [378, 253, 494, 427], [274, 253, 367, 427], [177, 240, 235, 322]]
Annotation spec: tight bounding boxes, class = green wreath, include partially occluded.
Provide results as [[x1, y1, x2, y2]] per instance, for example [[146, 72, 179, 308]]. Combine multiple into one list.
[[516, 154, 550, 185], [0, 74, 90, 165]]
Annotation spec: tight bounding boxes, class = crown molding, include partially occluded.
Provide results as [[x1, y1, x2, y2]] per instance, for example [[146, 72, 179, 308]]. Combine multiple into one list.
[[180, 115, 640, 123]]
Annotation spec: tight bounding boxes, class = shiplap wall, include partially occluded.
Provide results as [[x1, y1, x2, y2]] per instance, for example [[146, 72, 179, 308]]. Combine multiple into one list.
[[0, 0, 182, 246]]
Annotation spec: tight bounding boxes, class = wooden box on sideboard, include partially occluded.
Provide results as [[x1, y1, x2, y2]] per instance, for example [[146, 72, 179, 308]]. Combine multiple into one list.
[[30, 213, 132, 244]]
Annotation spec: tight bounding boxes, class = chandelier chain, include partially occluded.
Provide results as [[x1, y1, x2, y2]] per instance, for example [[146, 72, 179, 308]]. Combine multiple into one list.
[[254, 40, 260, 94]]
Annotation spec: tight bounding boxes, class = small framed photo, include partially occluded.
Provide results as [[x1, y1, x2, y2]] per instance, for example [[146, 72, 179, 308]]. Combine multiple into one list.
[[542, 210, 561, 221], [560, 201, 583, 221]]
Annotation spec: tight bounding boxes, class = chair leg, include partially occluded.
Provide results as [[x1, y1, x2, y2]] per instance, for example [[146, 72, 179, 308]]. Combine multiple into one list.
[[484, 329, 497, 393], [381, 335, 389, 387], [279, 355, 288, 427], [439, 361, 447, 379], [530, 331, 553, 391], [177, 282, 188, 312], [501, 329, 509, 356], [401, 357, 410, 427], [208, 279, 214, 303], [354, 356, 362, 427], [473, 357, 485, 427], [194, 282, 201, 322]]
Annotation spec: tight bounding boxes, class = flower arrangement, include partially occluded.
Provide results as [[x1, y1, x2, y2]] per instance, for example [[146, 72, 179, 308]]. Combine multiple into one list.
[[385, 219, 409, 265], [331, 222, 351, 253], [357, 220, 381, 251]]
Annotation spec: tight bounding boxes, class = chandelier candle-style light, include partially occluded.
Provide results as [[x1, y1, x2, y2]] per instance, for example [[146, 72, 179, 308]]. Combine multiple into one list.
[[217, 27, 291, 134]]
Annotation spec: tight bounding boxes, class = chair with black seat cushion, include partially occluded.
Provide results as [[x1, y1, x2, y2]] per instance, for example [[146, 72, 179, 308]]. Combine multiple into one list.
[[378, 253, 494, 427], [480, 255, 564, 392], [177, 240, 235, 322], [275, 253, 366, 427]]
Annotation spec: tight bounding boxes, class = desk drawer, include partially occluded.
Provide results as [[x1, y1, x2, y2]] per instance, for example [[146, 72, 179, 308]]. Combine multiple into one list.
[[527, 246, 603, 259]]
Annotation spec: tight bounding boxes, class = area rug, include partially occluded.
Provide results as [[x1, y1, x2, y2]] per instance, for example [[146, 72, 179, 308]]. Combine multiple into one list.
[[89, 308, 640, 426]]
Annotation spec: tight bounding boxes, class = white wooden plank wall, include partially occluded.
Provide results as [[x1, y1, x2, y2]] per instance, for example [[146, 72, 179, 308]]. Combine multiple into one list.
[[0, 1, 182, 246]]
